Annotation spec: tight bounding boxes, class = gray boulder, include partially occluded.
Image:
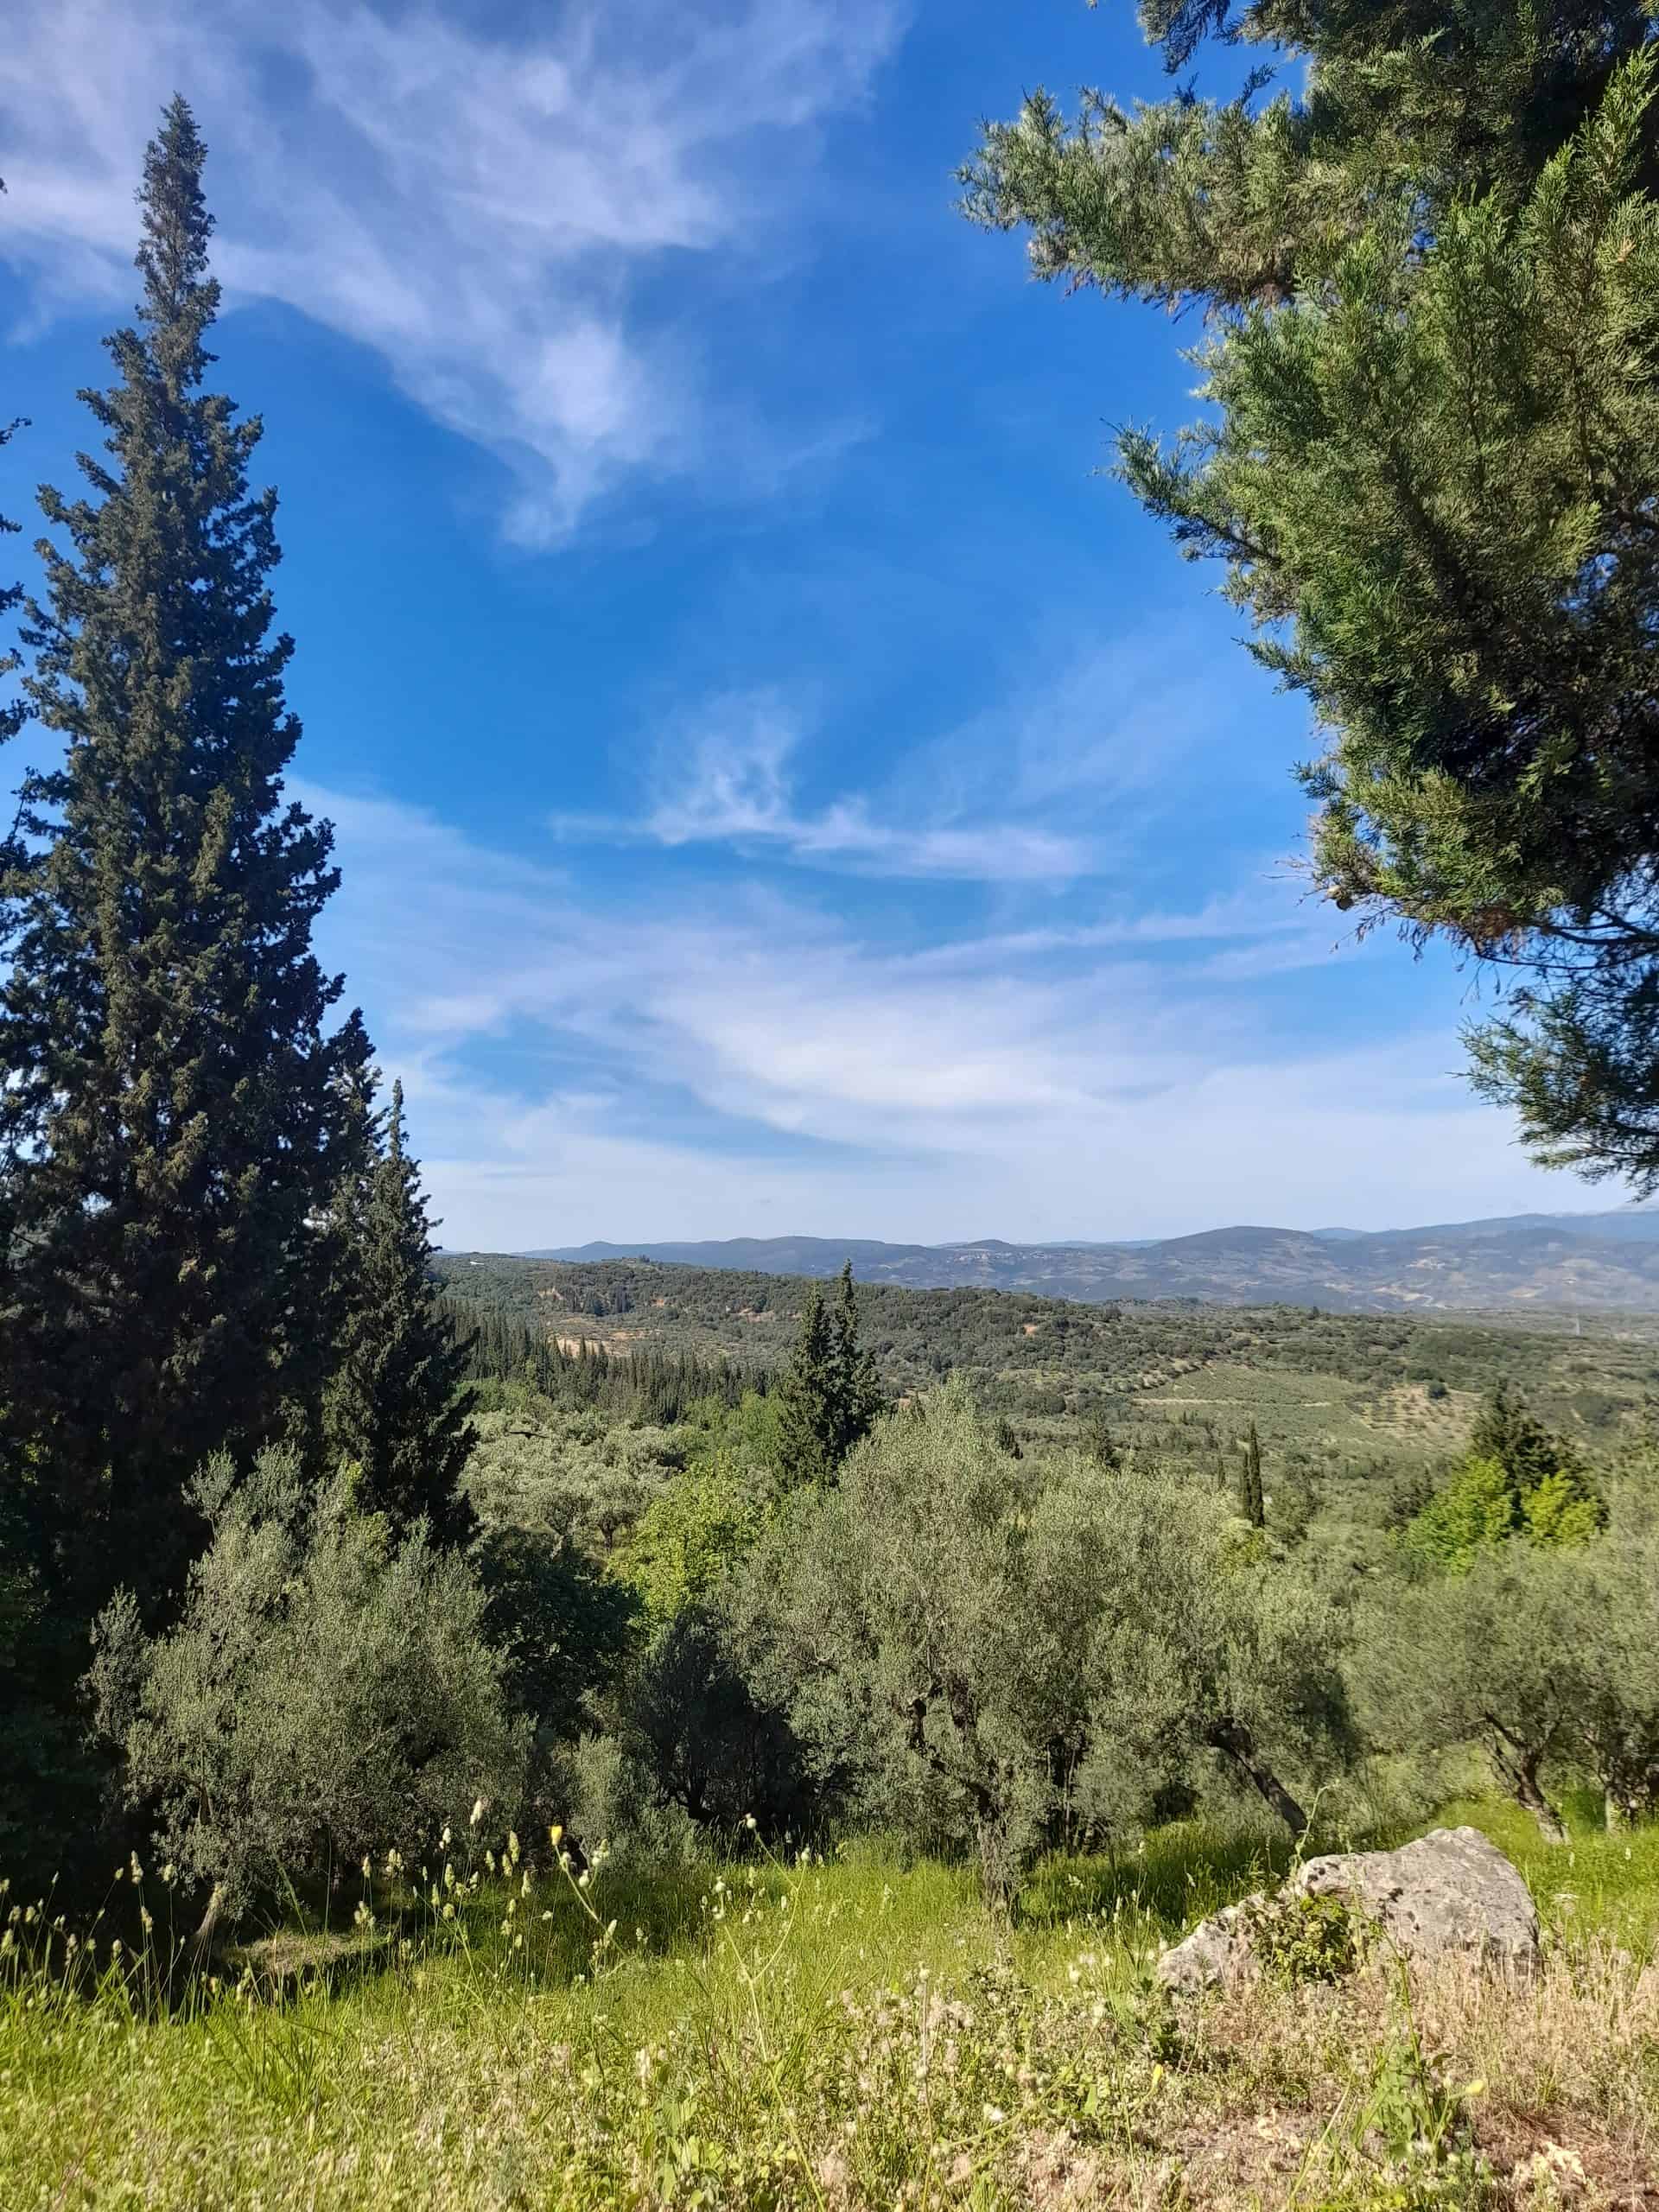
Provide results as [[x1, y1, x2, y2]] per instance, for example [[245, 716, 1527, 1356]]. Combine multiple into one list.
[[1157, 1826, 1541, 1994]]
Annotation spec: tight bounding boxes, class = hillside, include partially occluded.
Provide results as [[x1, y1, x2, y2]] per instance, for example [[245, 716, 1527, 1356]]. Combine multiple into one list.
[[530, 1209, 1659, 1313], [436, 1251, 1659, 1499]]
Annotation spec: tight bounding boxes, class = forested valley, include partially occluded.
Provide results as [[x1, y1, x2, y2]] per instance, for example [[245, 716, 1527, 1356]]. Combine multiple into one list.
[[5, 0, 1659, 2196]]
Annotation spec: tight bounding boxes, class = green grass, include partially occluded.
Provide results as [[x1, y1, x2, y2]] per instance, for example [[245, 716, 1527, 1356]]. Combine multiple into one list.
[[1421, 1793, 1659, 1952], [3, 1804, 1656, 2209]]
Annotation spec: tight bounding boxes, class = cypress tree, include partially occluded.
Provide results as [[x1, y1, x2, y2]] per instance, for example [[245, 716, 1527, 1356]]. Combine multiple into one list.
[[1084, 1410, 1122, 1473], [1239, 1422, 1266, 1530], [774, 1283, 838, 1488], [323, 1080, 476, 1546], [0, 433, 22, 749], [0, 99, 372, 1608], [775, 1265, 883, 1487], [829, 1260, 882, 1463]]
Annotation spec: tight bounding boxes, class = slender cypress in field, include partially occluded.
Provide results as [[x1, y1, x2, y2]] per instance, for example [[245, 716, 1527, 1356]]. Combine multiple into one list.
[[324, 1079, 477, 1545]]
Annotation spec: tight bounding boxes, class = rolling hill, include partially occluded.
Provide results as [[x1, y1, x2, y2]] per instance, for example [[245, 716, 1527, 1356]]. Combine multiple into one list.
[[526, 1208, 1659, 1313]]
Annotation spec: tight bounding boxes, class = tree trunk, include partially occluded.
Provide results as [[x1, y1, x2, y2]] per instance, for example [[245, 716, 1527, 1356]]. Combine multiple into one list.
[[1510, 1757, 1567, 1845], [975, 1815, 1019, 1930], [1207, 1719, 1308, 1836]]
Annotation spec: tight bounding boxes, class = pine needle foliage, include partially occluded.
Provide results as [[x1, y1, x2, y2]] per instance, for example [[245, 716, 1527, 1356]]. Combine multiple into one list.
[[774, 1284, 838, 1489], [963, 7, 1659, 1183], [323, 1081, 477, 1547], [773, 1263, 884, 1488], [0, 99, 372, 1606]]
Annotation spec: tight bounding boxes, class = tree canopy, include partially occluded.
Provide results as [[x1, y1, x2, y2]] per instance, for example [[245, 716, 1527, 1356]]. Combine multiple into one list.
[[963, 3, 1659, 1183], [0, 100, 371, 1611]]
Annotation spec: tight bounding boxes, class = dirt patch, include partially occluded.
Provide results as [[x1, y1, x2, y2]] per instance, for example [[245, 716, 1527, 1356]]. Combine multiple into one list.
[[1479, 2108, 1659, 2207], [1015, 2113, 1309, 2209]]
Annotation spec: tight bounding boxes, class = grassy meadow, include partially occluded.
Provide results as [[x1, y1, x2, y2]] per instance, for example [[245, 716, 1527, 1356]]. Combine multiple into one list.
[[5, 1801, 1657, 2210]]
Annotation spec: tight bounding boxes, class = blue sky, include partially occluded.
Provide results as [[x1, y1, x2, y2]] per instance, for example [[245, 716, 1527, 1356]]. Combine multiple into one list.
[[0, 0, 1610, 1249]]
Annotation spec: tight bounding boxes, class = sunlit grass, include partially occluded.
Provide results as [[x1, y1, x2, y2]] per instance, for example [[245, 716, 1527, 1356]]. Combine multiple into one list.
[[3, 1803, 1656, 2208]]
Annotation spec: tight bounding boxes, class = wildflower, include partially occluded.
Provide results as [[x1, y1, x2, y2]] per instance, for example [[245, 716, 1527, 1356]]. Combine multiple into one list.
[[469, 1798, 486, 1828]]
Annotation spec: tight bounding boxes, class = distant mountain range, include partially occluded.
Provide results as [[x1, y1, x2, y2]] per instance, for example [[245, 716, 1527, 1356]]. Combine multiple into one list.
[[525, 1208, 1659, 1313]]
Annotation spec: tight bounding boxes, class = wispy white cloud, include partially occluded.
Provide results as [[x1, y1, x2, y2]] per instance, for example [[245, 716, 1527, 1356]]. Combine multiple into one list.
[[550, 688, 1096, 881], [304, 779, 1590, 1249], [547, 629, 1308, 886], [0, 0, 904, 537]]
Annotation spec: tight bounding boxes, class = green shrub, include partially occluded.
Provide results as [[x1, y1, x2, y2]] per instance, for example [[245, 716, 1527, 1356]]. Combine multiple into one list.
[[1242, 1889, 1363, 1986], [618, 1462, 770, 1627], [88, 1450, 527, 1927]]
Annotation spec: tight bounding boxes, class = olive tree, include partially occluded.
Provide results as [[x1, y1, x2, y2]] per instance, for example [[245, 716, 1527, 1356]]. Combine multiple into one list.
[[738, 1388, 1351, 1916], [89, 1450, 526, 1935], [736, 1388, 1113, 1913], [1357, 1548, 1588, 1840], [1554, 1537, 1659, 1828], [1076, 1468, 1353, 1838]]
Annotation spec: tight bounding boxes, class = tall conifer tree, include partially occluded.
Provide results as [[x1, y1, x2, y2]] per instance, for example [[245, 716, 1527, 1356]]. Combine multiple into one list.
[[775, 1265, 883, 1488], [322, 1079, 476, 1546], [0, 100, 372, 1607], [1239, 1423, 1266, 1530], [774, 1284, 838, 1489], [829, 1260, 882, 1464]]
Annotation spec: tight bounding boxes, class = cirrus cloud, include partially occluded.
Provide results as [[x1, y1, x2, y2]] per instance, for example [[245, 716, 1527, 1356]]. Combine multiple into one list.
[[0, 0, 906, 538]]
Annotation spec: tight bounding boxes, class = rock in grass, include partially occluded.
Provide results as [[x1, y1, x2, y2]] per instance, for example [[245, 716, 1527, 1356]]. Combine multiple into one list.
[[1290, 1826, 1541, 1973], [1156, 1826, 1541, 1994]]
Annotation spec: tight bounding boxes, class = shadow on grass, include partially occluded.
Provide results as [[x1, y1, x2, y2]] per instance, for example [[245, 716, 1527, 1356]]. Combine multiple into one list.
[[1020, 1821, 1305, 1936]]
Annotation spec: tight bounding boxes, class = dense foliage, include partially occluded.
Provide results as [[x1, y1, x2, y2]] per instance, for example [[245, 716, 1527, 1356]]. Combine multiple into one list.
[[0, 110, 481, 1887], [88, 1451, 525, 1929], [964, 1, 1659, 1185], [0, 105, 372, 1619]]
